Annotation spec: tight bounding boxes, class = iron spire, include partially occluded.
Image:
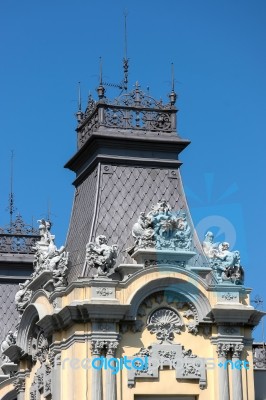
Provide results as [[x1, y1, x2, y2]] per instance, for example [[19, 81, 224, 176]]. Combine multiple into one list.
[[169, 62, 177, 105], [76, 82, 83, 123], [123, 10, 129, 92], [8, 150, 16, 230], [97, 56, 105, 99]]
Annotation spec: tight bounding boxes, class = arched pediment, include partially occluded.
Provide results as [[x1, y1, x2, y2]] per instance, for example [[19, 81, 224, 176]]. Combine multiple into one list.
[[16, 303, 49, 354], [30, 289, 52, 305], [126, 276, 212, 323]]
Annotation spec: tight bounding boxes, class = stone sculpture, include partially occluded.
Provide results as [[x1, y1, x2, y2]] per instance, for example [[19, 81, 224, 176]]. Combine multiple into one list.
[[1, 331, 16, 362], [32, 220, 68, 286], [129, 200, 192, 254], [52, 252, 69, 287], [15, 280, 32, 314], [37, 219, 52, 245], [202, 231, 219, 258], [84, 235, 118, 277], [202, 232, 244, 284]]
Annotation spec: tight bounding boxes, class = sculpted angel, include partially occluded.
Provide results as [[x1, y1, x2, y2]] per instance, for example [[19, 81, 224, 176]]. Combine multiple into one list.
[[84, 235, 118, 277]]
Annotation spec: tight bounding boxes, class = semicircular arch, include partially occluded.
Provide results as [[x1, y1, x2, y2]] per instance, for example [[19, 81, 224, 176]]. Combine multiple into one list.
[[126, 276, 212, 323], [16, 303, 48, 353]]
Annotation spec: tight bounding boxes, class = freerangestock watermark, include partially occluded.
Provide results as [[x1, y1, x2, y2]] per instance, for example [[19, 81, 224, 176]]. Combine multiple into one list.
[[55, 355, 249, 375]]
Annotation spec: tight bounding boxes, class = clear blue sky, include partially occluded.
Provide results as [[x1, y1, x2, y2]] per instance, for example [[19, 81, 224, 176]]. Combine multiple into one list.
[[0, 1, 265, 339]]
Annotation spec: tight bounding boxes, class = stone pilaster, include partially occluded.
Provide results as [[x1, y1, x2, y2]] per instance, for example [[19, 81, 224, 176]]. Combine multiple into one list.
[[231, 343, 244, 400], [91, 340, 104, 400], [49, 350, 61, 400], [106, 341, 119, 400], [13, 370, 29, 400], [216, 343, 230, 400]]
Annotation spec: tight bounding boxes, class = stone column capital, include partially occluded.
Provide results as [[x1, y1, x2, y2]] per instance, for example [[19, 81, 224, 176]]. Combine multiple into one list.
[[91, 340, 106, 356], [106, 340, 119, 356], [90, 339, 119, 356], [216, 343, 231, 358], [231, 343, 244, 358]]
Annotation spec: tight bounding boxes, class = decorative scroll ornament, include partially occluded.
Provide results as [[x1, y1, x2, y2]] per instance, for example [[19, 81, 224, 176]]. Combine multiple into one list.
[[84, 235, 118, 277], [147, 308, 183, 343], [202, 231, 244, 285], [32, 219, 68, 286], [129, 200, 192, 255], [127, 343, 206, 389], [96, 287, 113, 296]]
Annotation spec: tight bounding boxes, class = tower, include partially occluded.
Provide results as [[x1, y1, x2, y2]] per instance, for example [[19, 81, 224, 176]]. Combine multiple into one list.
[[0, 66, 264, 400]]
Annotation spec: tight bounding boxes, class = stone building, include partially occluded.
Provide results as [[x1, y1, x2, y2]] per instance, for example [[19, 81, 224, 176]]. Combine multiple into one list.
[[0, 74, 264, 400]]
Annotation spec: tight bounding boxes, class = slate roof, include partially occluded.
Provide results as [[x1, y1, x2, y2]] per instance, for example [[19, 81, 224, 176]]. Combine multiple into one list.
[[66, 164, 207, 282], [0, 282, 20, 341]]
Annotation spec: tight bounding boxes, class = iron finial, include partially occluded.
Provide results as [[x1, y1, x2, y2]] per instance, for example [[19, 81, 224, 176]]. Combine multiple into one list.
[[76, 81, 83, 123], [123, 10, 129, 92], [99, 56, 103, 86], [171, 62, 175, 92], [78, 81, 82, 111], [169, 62, 177, 105], [97, 56, 105, 99], [124, 10, 128, 61], [8, 150, 16, 230]]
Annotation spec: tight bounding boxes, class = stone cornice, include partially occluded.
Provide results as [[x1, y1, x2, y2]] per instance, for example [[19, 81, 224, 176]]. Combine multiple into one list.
[[37, 303, 129, 336], [65, 132, 189, 176], [212, 305, 265, 325]]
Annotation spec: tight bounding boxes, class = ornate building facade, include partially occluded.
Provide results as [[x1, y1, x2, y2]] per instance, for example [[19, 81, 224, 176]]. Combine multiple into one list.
[[0, 77, 264, 399]]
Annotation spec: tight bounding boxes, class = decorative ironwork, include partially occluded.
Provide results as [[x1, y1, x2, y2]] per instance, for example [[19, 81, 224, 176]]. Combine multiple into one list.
[[76, 85, 177, 149], [0, 215, 40, 254], [78, 111, 99, 146]]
